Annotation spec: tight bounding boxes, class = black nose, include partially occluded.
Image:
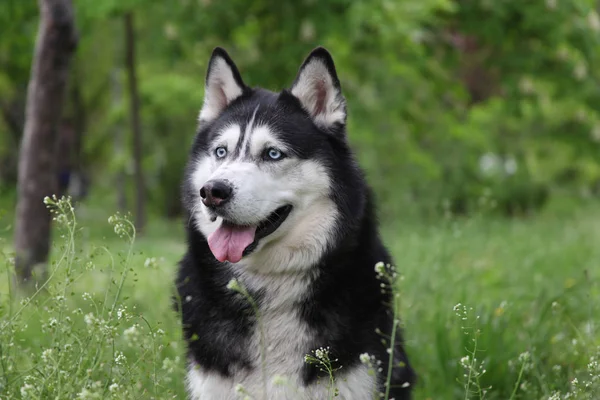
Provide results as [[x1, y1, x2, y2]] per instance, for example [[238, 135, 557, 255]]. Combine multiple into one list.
[[200, 180, 233, 207]]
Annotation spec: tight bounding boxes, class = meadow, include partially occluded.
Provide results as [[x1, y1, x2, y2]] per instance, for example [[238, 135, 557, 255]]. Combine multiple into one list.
[[3, 1, 600, 398], [0, 194, 599, 399]]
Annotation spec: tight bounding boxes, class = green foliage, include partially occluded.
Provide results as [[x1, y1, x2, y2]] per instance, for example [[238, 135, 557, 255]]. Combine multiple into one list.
[[383, 205, 600, 399], [1, 197, 599, 399], [2, 0, 600, 217], [0, 198, 186, 399], [0, 0, 37, 92], [0, 0, 37, 184], [2, 3, 600, 396]]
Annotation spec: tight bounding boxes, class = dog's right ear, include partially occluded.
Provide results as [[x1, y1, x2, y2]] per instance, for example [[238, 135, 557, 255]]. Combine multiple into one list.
[[290, 47, 346, 130], [198, 48, 247, 123]]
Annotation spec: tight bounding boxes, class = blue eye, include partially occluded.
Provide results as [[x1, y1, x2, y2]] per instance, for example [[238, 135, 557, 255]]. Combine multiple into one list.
[[215, 147, 227, 158], [267, 148, 284, 161]]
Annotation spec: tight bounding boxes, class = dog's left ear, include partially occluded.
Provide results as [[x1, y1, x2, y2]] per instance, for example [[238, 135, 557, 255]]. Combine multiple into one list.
[[199, 47, 248, 123], [290, 47, 346, 129]]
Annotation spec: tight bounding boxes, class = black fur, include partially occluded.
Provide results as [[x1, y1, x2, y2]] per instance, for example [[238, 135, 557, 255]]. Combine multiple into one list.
[[176, 47, 415, 398]]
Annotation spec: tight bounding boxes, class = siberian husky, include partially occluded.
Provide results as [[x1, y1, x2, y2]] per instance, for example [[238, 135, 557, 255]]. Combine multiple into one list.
[[176, 47, 415, 399]]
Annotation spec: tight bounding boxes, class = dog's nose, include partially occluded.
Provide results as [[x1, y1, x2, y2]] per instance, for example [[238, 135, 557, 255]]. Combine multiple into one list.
[[200, 180, 233, 207]]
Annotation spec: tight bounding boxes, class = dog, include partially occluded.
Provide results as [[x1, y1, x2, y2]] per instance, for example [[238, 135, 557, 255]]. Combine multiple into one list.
[[176, 47, 415, 399]]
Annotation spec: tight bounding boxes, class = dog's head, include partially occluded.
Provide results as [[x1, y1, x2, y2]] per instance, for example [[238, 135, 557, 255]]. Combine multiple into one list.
[[184, 47, 357, 273]]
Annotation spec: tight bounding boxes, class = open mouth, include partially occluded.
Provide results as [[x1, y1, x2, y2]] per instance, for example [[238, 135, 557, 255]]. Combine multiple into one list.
[[207, 205, 293, 263]]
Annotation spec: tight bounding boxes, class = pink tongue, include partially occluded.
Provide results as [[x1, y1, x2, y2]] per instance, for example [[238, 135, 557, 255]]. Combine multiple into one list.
[[207, 223, 257, 263]]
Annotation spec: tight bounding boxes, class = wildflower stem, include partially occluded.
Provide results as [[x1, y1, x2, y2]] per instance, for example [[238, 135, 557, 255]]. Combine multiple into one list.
[[384, 294, 400, 400], [327, 362, 336, 400], [109, 219, 136, 315], [140, 315, 158, 398], [508, 355, 527, 400], [96, 246, 116, 319]]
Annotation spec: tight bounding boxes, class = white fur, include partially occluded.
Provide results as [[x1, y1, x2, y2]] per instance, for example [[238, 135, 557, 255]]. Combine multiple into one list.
[[226, 271, 375, 400], [187, 365, 233, 399], [187, 362, 376, 400], [239, 105, 260, 158], [199, 57, 244, 123], [188, 342, 376, 400], [242, 161, 337, 274], [191, 123, 338, 273], [291, 60, 345, 128], [214, 124, 243, 150], [186, 270, 319, 399], [188, 119, 355, 400], [248, 124, 282, 156]]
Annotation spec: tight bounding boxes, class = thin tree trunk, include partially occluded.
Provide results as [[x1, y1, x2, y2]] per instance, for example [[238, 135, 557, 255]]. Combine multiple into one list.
[[124, 11, 145, 233], [14, 0, 77, 285]]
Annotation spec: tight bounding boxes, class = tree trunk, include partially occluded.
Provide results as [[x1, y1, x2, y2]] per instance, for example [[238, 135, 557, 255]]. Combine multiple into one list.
[[124, 12, 146, 233], [14, 0, 77, 285]]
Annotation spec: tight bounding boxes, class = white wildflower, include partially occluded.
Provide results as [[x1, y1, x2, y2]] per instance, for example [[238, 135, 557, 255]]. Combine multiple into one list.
[[518, 351, 530, 363], [77, 388, 101, 399], [20, 382, 36, 397], [144, 257, 158, 268], [359, 353, 371, 364], [226, 278, 241, 292], [571, 378, 579, 386], [315, 347, 329, 361], [41, 348, 53, 363], [114, 352, 126, 366], [84, 313, 96, 326]]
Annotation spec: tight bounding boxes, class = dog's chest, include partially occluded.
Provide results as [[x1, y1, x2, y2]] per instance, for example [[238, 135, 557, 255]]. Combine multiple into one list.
[[243, 272, 315, 383], [187, 273, 371, 399], [189, 284, 306, 397], [187, 310, 312, 400], [187, 361, 376, 400]]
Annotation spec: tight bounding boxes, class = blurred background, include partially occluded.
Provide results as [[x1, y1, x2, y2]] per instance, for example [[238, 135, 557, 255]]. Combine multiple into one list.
[[2, 0, 600, 223], [1, 1, 600, 399]]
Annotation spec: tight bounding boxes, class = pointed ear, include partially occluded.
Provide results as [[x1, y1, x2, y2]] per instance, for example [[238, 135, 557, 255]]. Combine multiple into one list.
[[290, 47, 346, 129], [198, 47, 247, 123]]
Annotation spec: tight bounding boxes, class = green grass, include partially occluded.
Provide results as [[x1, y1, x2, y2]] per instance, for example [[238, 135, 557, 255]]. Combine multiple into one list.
[[384, 209, 599, 399], [0, 195, 599, 399]]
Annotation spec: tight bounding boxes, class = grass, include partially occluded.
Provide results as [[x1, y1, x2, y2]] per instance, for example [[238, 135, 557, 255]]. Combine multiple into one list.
[[383, 204, 600, 399], [0, 194, 599, 399]]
